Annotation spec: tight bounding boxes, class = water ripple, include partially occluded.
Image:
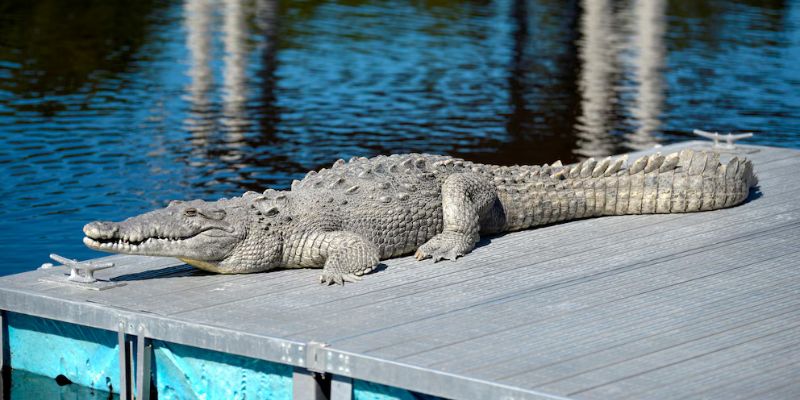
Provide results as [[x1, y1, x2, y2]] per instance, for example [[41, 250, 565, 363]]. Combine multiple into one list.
[[0, 0, 798, 272]]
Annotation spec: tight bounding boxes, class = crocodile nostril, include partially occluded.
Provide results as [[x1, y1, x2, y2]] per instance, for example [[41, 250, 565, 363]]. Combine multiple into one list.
[[83, 221, 119, 239]]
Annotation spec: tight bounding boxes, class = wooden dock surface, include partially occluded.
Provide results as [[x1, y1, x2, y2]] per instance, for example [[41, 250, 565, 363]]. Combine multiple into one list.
[[1, 141, 799, 399]]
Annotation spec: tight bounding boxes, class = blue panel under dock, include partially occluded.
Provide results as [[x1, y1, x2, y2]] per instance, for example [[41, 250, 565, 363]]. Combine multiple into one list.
[[152, 339, 293, 400], [5, 312, 439, 399], [354, 379, 443, 400], [6, 312, 119, 393]]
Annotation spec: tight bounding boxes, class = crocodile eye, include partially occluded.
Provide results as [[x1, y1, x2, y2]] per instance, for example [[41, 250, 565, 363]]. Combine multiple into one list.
[[169, 200, 184, 207], [184, 207, 198, 217], [200, 209, 226, 220]]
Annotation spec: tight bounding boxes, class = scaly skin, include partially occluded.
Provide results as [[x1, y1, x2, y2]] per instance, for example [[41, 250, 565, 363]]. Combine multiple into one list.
[[84, 150, 757, 284]]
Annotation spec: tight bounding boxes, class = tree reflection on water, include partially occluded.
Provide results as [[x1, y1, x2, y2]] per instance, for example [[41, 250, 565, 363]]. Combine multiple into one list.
[[0, 0, 798, 272]]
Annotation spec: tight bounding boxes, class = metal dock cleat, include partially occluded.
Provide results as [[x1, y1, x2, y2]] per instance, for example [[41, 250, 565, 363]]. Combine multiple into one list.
[[693, 129, 757, 152], [38, 253, 126, 290]]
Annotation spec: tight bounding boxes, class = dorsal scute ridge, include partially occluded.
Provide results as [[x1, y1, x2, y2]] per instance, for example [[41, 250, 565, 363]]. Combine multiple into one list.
[[592, 157, 612, 178], [659, 152, 679, 172], [580, 158, 597, 178], [605, 156, 625, 176], [292, 153, 464, 193], [569, 161, 582, 178], [643, 153, 664, 173], [629, 155, 648, 174], [291, 150, 733, 195]]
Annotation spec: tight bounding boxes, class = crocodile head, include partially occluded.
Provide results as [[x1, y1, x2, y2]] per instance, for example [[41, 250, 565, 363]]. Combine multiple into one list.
[[83, 196, 284, 273]]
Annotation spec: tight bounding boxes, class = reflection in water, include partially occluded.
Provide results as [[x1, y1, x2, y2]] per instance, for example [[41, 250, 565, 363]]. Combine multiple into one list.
[[574, 0, 667, 158], [222, 0, 249, 150], [628, 0, 666, 150], [575, 0, 617, 158], [184, 0, 277, 173], [0, 0, 799, 272], [501, 0, 581, 166], [184, 0, 215, 143]]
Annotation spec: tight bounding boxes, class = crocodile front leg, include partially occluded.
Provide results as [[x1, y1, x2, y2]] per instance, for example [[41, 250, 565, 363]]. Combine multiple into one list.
[[415, 173, 498, 262]]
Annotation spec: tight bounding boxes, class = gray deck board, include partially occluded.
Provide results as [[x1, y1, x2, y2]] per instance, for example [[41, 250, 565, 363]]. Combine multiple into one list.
[[1, 141, 799, 400], [380, 243, 800, 372]]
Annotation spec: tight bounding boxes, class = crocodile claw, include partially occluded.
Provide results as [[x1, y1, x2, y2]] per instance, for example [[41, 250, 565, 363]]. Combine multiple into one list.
[[415, 248, 462, 262], [319, 272, 362, 285], [415, 232, 472, 262]]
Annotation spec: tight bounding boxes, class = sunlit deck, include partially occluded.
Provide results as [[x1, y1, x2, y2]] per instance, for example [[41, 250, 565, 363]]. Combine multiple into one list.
[[1, 140, 799, 400]]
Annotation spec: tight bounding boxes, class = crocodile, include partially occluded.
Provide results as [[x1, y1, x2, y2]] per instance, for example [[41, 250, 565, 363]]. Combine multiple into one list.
[[83, 149, 757, 284]]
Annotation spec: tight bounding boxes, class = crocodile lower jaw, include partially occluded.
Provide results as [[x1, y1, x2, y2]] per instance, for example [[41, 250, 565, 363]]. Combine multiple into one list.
[[83, 236, 182, 254]]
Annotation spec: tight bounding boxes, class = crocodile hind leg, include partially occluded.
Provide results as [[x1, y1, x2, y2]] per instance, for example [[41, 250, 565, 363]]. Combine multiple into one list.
[[415, 173, 498, 262]]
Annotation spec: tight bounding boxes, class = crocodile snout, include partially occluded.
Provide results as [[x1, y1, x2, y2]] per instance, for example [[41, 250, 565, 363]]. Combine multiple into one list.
[[83, 221, 119, 239]]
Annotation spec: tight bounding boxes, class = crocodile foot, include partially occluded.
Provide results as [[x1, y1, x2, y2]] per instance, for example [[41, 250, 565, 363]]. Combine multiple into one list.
[[415, 232, 476, 262], [319, 271, 363, 285], [318, 231, 380, 285]]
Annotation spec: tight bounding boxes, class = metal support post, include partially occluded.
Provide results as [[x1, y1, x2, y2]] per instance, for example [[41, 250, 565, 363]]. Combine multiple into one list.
[[118, 325, 133, 400], [0, 310, 9, 400], [330, 375, 353, 400], [293, 367, 330, 400], [0, 311, 9, 372], [135, 330, 152, 400]]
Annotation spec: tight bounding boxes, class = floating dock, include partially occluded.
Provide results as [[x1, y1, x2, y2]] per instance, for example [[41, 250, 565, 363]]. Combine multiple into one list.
[[1, 141, 798, 400]]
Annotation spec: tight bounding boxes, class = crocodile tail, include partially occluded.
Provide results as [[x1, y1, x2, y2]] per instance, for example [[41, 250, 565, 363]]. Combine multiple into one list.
[[498, 149, 756, 230], [575, 149, 758, 216]]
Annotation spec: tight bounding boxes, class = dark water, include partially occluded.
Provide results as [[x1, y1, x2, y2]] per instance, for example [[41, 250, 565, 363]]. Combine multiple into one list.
[[0, 0, 798, 274]]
